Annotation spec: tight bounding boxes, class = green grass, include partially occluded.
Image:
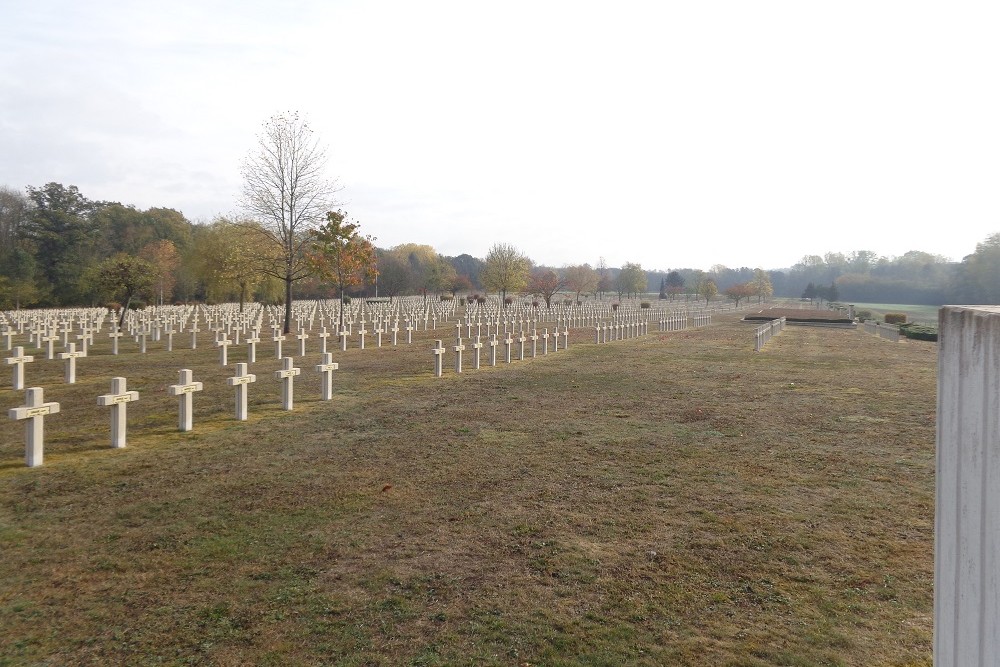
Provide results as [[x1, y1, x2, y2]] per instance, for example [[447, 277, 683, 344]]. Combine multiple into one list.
[[0, 314, 936, 665], [847, 303, 940, 325]]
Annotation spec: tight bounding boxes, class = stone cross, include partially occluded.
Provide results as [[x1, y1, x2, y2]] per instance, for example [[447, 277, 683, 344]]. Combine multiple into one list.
[[504, 332, 513, 363], [390, 323, 399, 346], [109, 326, 124, 355], [216, 333, 232, 366], [227, 362, 257, 421], [246, 330, 260, 364], [167, 369, 204, 432], [272, 328, 286, 359], [76, 328, 93, 355], [542, 329, 550, 355], [274, 356, 301, 410], [190, 322, 200, 349], [517, 331, 527, 361], [315, 352, 339, 401], [58, 342, 86, 384], [529, 329, 539, 358], [97, 377, 139, 448], [296, 330, 309, 356], [339, 329, 349, 352], [358, 327, 367, 350], [454, 337, 466, 373], [318, 327, 330, 354], [6, 346, 34, 390], [1, 327, 13, 351], [138, 327, 148, 354], [471, 336, 483, 370], [164, 325, 174, 352], [433, 339, 446, 377], [41, 330, 59, 360], [405, 322, 414, 344], [9, 387, 60, 467], [489, 334, 498, 366]]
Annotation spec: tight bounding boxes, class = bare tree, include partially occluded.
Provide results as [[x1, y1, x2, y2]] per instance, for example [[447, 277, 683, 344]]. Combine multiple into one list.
[[240, 112, 340, 332]]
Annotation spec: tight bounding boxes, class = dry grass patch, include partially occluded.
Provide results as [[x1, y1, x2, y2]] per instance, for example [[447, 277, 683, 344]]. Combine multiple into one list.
[[0, 316, 935, 665]]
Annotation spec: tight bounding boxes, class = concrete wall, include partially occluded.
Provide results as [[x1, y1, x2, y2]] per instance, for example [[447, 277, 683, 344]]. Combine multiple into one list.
[[936, 305, 1000, 666]]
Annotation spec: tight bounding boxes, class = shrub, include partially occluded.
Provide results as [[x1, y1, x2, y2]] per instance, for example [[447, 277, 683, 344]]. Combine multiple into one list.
[[532, 301, 539, 308], [612, 303, 619, 311], [884, 313, 907, 325], [476, 296, 487, 304], [855, 310, 873, 322], [504, 296, 514, 305], [105, 302, 121, 312], [466, 295, 475, 303], [563, 299, 572, 306], [900, 323, 938, 341], [640, 302, 650, 309], [128, 300, 146, 310], [440, 294, 453, 301]]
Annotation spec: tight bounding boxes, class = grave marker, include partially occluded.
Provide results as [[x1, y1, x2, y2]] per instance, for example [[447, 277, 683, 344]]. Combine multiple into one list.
[[274, 357, 301, 410], [316, 352, 339, 400], [167, 369, 203, 432], [58, 342, 86, 384], [6, 346, 34, 391], [8, 387, 60, 467], [227, 362, 257, 421], [97, 377, 139, 448]]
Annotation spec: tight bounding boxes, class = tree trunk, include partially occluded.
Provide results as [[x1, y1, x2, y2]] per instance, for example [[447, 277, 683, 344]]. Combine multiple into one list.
[[284, 274, 293, 334]]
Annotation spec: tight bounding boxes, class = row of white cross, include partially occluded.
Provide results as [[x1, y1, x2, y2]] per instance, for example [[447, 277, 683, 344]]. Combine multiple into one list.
[[432, 327, 570, 377], [6, 354, 340, 468]]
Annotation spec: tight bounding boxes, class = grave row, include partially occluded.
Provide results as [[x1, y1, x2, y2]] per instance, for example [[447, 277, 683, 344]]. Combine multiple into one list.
[[7, 354, 340, 467]]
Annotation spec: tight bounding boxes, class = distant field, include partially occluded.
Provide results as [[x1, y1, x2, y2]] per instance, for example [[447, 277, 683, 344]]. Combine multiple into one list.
[[0, 314, 936, 665], [848, 303, 941, 325]]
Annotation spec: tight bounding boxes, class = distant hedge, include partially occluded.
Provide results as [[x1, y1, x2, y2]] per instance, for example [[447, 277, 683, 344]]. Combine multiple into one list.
[[900, 323, 938, 342]]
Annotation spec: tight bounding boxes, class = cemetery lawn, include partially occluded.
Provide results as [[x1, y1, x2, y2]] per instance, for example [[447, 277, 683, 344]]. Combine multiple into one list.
[[0, 315, 936, 666]]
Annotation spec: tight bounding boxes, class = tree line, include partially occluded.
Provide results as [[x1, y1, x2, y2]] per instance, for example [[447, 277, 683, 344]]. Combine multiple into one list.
[[2, 113, 998, 312]]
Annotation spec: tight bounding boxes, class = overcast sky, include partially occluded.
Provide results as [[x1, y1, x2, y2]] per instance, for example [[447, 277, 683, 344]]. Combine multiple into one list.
[[2, 1, 997, 271]]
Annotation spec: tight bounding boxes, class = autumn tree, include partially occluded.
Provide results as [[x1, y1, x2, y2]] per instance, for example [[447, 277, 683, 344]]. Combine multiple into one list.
[[139, 239, 179, 305], [697, 277, 718, 304], [664, 271, 685, 300], [240, 112, 340, 333], [595, 257, 611, 299], [307, 210, 377, 325], [374, 251, 412, 301], [96, 253, 154, 325], [616, 262, 647, 299], [751, 268, 773, 303], [563, 263, 598, 304], [526, 268, 565, 308], [196, 219, 280, 311], [481, 243, 530, 306], [724, 282, 754, 307]]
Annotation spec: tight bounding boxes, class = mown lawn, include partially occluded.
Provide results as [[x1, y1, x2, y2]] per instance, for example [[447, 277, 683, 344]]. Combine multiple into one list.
[[0, 314, 936, 666]]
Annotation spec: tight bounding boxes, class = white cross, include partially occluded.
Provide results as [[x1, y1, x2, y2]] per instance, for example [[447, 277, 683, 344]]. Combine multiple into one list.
[[454, 338, 466, 373], [58, 342, 86, 384], [1, 327, 13, 351], [108, 326, 124, 355], [471, 336, 483, 370], [504, 333, 514, 363], [97, 377, 139, 448], [315, 352, 339, 401], [227, 362, 257, 421], [216, 333, 232, 366], [489, 334, 498, 366], [274, 356, 301, 410], [167, 369, 204, 432], [296, 330, 309, 356], [318, 327, 330, 354], [9, 386, 60, 467], [432, 339, 446, 377], [6, 346, 34, 390], [272, 329, 286, 359], [246, 331, 261, 364], [190, 323, 200, 349], [530, 329, 539, 358]]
